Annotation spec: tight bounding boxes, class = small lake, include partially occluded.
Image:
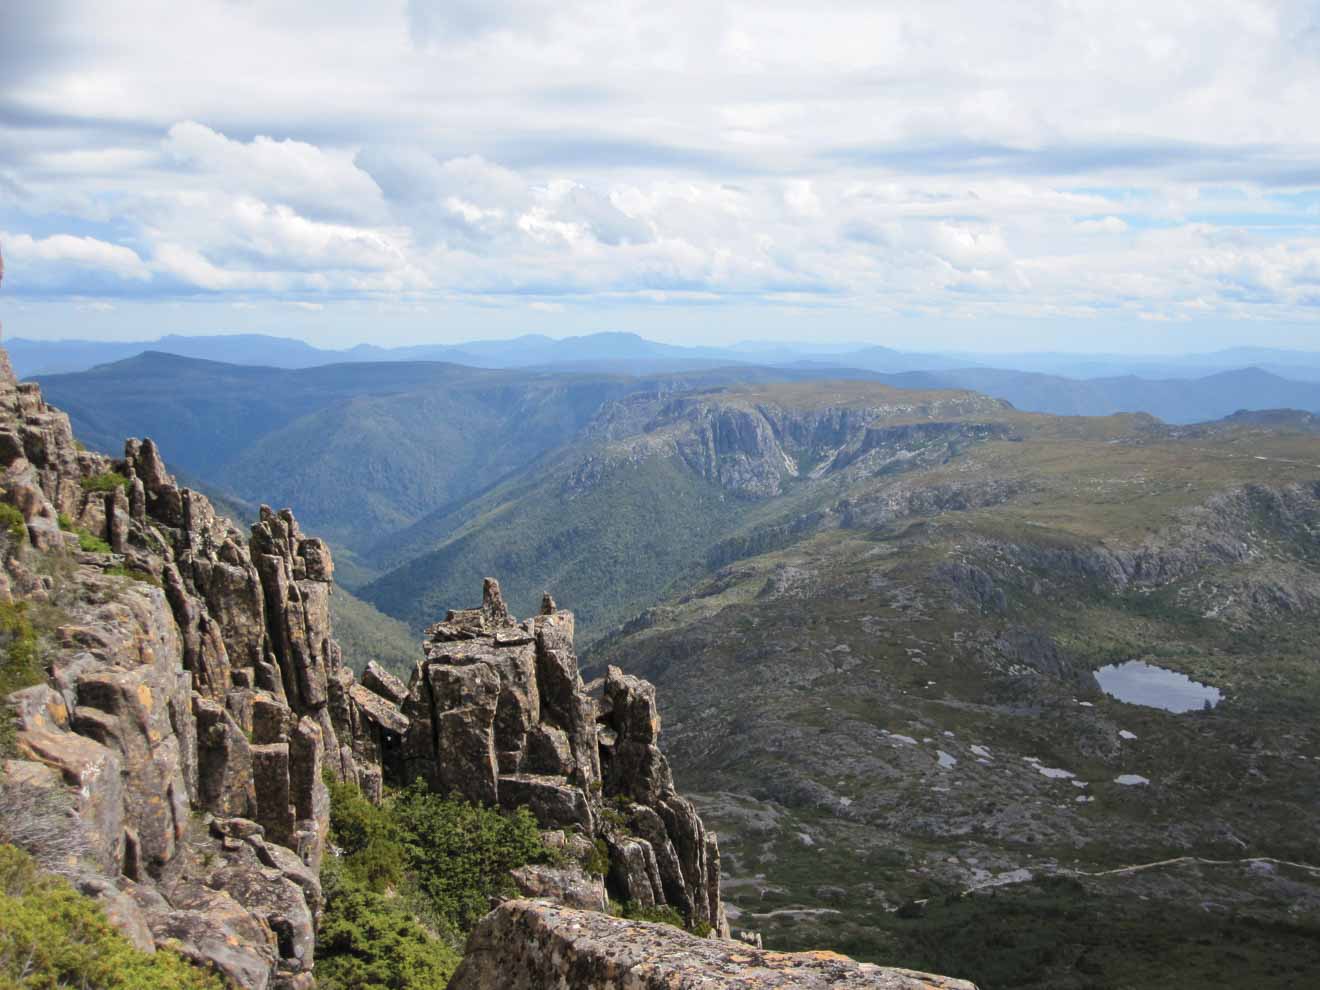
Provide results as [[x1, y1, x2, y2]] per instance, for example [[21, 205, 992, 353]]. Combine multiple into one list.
[[1094, 661, 1222, 713]]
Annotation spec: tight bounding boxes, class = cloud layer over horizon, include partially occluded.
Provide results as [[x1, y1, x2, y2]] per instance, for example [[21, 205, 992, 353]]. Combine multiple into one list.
[[2, 0, 1320, 350]]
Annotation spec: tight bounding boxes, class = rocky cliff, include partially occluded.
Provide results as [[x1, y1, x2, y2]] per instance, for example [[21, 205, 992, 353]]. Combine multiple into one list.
[[570, 386, 1014, 499], [0, 346, 355, 987], [0, 347, 972, 989]]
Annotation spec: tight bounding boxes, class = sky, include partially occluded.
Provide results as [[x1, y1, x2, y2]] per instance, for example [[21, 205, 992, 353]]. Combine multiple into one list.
[[3, 0, 1320, 353]]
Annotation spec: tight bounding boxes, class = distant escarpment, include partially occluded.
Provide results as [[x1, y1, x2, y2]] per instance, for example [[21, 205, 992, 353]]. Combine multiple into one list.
[[0, 348, 967, 989], [569, 386, 1015, 499], [362, 381, 1020, 638]]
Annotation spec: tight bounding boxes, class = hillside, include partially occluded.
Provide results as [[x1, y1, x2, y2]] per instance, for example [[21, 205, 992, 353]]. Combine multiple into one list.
[[8, 345, 968, 989], [35, 355, 659, 551], [878, 366, 1320, 423], [35, 355, 1320, 636], [358, 382, 1014, 637], [35, 355, 906, 557], [581, 411, 1320, 989]]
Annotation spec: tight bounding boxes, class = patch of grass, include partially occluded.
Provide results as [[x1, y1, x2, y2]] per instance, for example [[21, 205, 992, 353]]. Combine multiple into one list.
[[611, 900, 687, 930], [0, 505, 26, 544], [105, 565, 161, 588], [79, 471, 129, 494], [75, 529, 112, 554], [0, 844, 224, 989], [0, 602, 43, 756]]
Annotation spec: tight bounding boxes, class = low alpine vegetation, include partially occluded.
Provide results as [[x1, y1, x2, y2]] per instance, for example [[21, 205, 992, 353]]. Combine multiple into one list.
[[315, 775, 552, 990], [0, 844, 224, 989], [79, 471, 130, 494]]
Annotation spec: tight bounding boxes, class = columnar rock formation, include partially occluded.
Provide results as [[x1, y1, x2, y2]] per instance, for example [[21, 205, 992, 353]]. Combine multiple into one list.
[[0, 348, 973, 989], [344, 577, 728, 936], [0, 356, 356, 987], [0, 349, 728, 984]]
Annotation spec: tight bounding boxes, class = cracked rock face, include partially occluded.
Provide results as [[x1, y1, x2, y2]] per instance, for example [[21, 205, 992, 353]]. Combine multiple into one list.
[[349, 576, 728, 937], [448, 899, 978, 990], [0, 353, 360, 988], [0, 346, 971, 989]]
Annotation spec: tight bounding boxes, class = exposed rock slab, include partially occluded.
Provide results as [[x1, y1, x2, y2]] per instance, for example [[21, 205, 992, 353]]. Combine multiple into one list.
[[448, 899, 978, 990]]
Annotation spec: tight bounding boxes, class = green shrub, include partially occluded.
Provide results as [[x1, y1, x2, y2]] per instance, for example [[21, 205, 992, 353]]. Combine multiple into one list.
[[56, 513, 73, 532], [76, 529, 112, 554], [0, 844, 224, 989], [390, 780, 546, 933], [0, 602, 43, 756], [585, 838, 610, 878], [0, 504, 26, 544], [325, 774, 408, 892], [315, 867, 460, 990], [317, 776, 550, 988], [105, 566, 162, 588], [79, 472, 129, 495]]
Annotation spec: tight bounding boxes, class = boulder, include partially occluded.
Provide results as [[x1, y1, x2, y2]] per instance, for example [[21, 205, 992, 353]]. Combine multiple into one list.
[[448, 899, 979, 990]]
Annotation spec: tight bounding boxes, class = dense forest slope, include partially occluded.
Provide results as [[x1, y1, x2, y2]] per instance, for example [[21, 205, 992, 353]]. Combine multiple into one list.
[[358, 383, 1011, 636]]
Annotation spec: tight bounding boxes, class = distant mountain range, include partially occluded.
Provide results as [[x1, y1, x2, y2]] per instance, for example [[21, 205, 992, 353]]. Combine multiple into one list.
[[13, 330, 1320, 382], [6, 332, 970, 377], [33, 350, 1320, 637]]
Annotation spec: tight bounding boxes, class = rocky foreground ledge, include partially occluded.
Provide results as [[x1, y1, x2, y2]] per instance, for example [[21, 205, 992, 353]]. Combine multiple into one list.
[[451, 899, 977, 990]]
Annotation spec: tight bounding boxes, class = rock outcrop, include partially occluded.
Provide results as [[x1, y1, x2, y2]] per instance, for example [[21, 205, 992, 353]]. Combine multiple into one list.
[[0, 356, 363, 988], [0, 347, 730, 983], [449, 899, 977, 990], [345, 578, 728, 936], [0, 346, 976, 989], [571, 388, 1013, 499]]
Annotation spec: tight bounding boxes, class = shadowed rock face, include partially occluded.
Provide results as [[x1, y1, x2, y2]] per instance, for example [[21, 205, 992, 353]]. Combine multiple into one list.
[[449, 899, 978, 990]]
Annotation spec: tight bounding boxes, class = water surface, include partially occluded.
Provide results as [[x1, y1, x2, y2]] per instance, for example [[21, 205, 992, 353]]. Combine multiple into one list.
[[1095, 661, 1221, 713]]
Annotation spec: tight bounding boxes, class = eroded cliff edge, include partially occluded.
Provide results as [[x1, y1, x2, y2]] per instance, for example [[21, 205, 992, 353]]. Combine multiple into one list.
[[0, 347, 971, 990]]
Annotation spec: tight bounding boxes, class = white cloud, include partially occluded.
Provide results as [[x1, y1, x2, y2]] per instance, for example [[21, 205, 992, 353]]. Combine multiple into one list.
[[3, 1, 1320, 346], [1076, 216, 1129, 235], [164, 122, 386, 223], [3, 232, 151, 282]]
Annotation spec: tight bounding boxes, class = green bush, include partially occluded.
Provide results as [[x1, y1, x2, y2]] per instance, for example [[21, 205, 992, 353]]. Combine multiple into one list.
[[80, 471, 130, 494], [56, 513, 73, 532], [391, 780, 546, 933], [0, 504, 26, 543], [0, 844, 224, 989], [325, 774, 409, 892], [316, 776, 550, 988], [0, 602, 43, 756], [76, 529, 112, 554], [315, 867, 460, 990], [585, 838, 610, 878]]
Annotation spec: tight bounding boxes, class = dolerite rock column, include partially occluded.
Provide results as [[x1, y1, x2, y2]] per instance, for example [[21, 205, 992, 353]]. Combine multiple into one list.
[[0, 346, 383, 986], [597, 665, 727, 936], [349, 578, 728, 937]]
